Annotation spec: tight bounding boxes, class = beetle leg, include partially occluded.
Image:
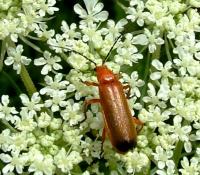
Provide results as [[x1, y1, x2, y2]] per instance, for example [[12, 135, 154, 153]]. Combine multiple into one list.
[[82, 99, 101, 123], [132, 117, 144, 133], [100, 127, 106, 156], [123, 84, 131, 98], [82, 81, 99, 87]]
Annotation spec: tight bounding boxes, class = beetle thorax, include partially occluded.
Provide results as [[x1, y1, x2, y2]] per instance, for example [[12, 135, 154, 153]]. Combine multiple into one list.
[[96, 65, 115, 84]]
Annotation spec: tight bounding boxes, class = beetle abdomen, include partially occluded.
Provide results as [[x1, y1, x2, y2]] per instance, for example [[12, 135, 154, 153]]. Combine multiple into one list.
[[115, 139, 137, 153]]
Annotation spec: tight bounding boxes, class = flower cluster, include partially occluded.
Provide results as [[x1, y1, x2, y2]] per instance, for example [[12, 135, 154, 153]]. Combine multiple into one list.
[[0, 0, 200, 174]]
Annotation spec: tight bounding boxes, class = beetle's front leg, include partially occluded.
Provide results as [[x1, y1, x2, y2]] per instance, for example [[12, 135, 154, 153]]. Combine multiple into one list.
[[82, 81, 99, 87], [82, 99, 101, 123]]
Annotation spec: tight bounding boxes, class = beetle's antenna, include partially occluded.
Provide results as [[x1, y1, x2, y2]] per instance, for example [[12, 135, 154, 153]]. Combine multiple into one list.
[[103, 35, 122, 64], [49, 45, 97, 66]]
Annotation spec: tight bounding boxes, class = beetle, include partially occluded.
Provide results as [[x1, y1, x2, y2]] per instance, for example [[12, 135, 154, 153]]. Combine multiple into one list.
[[50, 36, 143, 153], [80, 36, 143, 154]]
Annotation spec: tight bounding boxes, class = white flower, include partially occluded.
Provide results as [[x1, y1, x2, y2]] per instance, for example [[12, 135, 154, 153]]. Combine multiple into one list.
[[152, 146, 173, 169], [169, 84, 185, 106], [34, 23, 55, 39], [49, 118, 62, 130], [9, 132, 29, 152], [157, 79, 170, 101], [133, 29, 164, 53], [105, 19, 128, 38], [143, 83, 167, 108], [121, 71, 144, 97], [179, 157, 199, 175], [0, 151, 27, 174], [44, 90, 67, 112], [38, 112, 52, 128], [189, 0, 200, 7], [170, 116, 192, 145], [150, 60, 175, 80], [144, 106, 170, 130], [81, 23, 103, 46], [34, 51, 62, 75], [40, 73, 72, 95], [28, 154, 55, 175], [61, 100, 84, 126], [63, 126, 82, 147], [61, 21, 81, 39], [47, 34, 72, 53], [156, 160, 175, 175], [15, 113, 37, 131], [174, 48, 200, 76], [74, 0, 108, 25], [54, 148, 82, 173], [0, 129, 12, 152], [120, 151, 149, 173], [67, 52, 90, 70], [115, 46, 143, 66], [39, 135, 55, 147], [5, 45, 31, 74], [0, 95, 18, 123], [38, 0, 58, 16], [20, 92, 43, 117], [126, 1, 151, 26]]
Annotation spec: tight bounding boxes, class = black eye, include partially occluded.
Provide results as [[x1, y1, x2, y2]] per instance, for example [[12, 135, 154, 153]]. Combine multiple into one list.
[[94, 67, 97, 71]]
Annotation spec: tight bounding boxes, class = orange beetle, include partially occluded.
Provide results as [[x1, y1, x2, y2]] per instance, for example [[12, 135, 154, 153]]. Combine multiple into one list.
[[51, 36, 143, 153], [82, 37, 143, 154]]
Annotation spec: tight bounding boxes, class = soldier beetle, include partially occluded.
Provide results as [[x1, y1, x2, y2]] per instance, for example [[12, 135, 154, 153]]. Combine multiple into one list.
[[50, 36, 143, 154], [80, 36, 143, 154]]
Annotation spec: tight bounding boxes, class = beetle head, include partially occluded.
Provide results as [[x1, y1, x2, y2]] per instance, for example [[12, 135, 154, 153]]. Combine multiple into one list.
[[95, 65, 116, 84]]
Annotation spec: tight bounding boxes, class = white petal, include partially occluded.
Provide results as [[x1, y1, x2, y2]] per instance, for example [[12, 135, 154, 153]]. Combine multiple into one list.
[[132, 34, 148, 45], [53, 63, 62, 70], [150, 72, 161, 80], [152, 59, 163, 70], [149, 44, 156, 53], [194, 52, 200, 60], [95, 11, 108, 22], [51, 104, 59, 112], [74, 4, 87, 17], [4, 57, 14, 65], [137, 19, 144, 26], [84, 0, 98, 13], [184, 141, 192, 153], [20, 94, 29, 104], [34, 57, 46, 66], [0, 153, 12, 162], [21, 56, 31, 65], [41, 65, 51, 75], [2, 95, 9, 105], [156, 38, 164, 45]]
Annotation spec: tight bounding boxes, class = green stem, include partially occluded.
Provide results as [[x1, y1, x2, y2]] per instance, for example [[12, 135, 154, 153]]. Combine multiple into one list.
[[150, 167, 157, 175], [20, 64, 37, 97], [140, 51, 151, 106], [19, 35, 43, 53], [139, 45, 148, 54], [2, 71, 22, 95], [164, 34, 172, 62], [116, 0, 126, 11], [0, 38, 8, 71], [169, 38, 175, 49], [1, 119, 17, 132], [173, 120, 188, 173], [152, 43, 162, 60], [173, 140, 183, 173]]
